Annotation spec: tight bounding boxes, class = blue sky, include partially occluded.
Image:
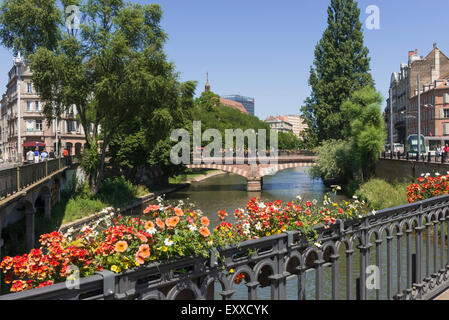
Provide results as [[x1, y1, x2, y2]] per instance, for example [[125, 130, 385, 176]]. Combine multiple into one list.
[[0, 0, 448, 120]]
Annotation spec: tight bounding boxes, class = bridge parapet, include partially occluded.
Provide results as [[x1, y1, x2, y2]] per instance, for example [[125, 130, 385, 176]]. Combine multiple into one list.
[[2, 194, 449, 300]]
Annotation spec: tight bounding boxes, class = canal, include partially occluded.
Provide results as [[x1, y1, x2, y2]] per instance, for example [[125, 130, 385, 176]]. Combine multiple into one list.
[[164, 168, 445, 300]]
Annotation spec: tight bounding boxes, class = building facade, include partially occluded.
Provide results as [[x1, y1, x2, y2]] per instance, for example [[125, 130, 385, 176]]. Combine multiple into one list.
[[1, 61, 87, 162], [408, 72, 449, 151], [386, 44, 449, 147], [277, 115, 308, 139], [221, 95, 255, 116], [265, 116, 293, 133]]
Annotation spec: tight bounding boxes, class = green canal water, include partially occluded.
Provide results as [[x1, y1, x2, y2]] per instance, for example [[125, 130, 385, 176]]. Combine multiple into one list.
[[164, 168, 445, 300]]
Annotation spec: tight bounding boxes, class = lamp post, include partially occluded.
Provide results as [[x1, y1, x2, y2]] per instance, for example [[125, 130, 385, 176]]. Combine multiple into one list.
[[417, 74, 421, 161], [389, 87, 394, 159], [14, 52, 24, 164]]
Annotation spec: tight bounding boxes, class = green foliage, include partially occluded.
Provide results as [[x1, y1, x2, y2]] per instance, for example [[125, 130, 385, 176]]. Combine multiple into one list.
[[192, 91, 271, 148], [278, 131, 303, 150], [0, 1, 194, 194], [355, 179, 408, 210], [310, 87, 386, 185], [309, 139, 354, 181], [301, 0, 374, 146], [97, 177, 150, 208], [0, 0, 62, 55]]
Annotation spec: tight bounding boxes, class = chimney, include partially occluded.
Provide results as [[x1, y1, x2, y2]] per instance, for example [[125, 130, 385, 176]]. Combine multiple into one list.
[[432, 44, 440, 82], [409, 50, 414, 58]]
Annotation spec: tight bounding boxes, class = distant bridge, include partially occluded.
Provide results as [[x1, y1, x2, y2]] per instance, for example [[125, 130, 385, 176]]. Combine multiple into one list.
[[187, 154, 317, 191]]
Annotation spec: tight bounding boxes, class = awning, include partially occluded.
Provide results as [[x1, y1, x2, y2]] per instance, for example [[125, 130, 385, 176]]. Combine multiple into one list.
[[23, 141, 46, 147]]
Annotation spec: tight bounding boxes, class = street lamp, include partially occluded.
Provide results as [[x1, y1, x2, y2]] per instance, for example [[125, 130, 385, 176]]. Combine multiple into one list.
[[14, 52, 24, 164]]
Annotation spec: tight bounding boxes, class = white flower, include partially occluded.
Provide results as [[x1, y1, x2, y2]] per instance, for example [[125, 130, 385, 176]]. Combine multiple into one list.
[[178, 200, 184, 206], [323, 200, 328, 206], [352, 196, 358, 200], [314, 242, 322, 248], [146, 227, 157, 235], [81, 225, 88, 232], [296, 195, 302, 201], [258, 202, 266, 209], [255, 222, 262, 231], [188, 224, 198, 232], [421, 173, 425, 177], [425, 173, 430, 177], [207, 240, 214, 246], [436, 172, 441, 176], [336, 186, 342, 191], [371, 210, 377, 216], [164, 238, 174, 246], [312, 199, 318, 205]]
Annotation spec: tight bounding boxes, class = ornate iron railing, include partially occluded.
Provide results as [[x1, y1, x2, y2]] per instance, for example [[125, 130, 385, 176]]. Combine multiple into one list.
[[2, 194, 449, 300]]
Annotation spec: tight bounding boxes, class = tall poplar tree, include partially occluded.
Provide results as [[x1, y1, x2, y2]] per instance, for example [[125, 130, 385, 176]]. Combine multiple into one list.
[[301, 0, 374, 146]]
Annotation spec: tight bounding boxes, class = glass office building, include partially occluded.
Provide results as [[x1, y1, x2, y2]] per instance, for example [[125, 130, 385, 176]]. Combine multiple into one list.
[[221, 95, 255, 115]]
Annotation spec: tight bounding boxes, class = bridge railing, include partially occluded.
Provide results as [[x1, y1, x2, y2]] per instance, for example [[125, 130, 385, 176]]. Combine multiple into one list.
[[2, 193, 449, 300], [380, 151, 449, 164], [0, 157, 72, 201]]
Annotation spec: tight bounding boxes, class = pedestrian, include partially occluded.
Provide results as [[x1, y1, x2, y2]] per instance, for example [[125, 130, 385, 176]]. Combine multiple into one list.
[[436, 145, 442, 160], [26, 149, 34, 164], [41, 149, 48, 161], [34, 148, 40, 163], [63, 148, 68, 158], [49, 150, 55, 159]]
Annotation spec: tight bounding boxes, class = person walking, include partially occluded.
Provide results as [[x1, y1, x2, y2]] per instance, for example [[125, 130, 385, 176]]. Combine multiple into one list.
[[34, 148, 40, 163], [436, 145, 441, 161], [26, 149, 35, 164], [444, 144, 449, 163], [41, 149, 48, 161]]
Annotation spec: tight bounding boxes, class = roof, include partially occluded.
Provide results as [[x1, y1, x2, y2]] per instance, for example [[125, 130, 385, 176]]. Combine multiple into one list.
[[219, 98, 249, 114]]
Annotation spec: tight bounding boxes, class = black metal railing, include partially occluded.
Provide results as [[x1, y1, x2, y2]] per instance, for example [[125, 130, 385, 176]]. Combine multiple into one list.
[[2, 194, 449, 300], [380, 151, 449, 164], [0, 157, 72, 201]]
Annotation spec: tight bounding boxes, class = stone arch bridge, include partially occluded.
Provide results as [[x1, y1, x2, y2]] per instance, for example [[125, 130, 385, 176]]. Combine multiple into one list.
[[187, 154, 317, 191], [0, 158, 73, 259]]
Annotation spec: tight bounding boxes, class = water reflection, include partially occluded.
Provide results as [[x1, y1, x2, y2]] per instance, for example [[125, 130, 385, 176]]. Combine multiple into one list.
[[166, 167, 347, 227]]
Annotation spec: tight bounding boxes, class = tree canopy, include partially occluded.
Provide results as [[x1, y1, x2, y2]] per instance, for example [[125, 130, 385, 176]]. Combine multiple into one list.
[[301, 0, 374, 147], [0, 0, 196, 193]]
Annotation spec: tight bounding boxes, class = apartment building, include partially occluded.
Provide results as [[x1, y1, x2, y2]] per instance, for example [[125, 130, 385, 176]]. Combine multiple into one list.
[[386, 44, 449, 146], [1, 60, 86, 162], [408, 72, 449, 150]]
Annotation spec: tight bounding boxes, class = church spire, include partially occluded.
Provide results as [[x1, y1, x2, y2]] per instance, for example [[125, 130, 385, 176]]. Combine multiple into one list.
[[205, 72, 210, 92]]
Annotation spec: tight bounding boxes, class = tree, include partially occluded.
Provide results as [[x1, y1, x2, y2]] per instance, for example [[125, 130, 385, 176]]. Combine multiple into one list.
[[341, 86, 386, 180], [0, 0, 194, 193], [310, 87, 386, 186], [278, 131, 303, 150], [301, 0, 374, 146]]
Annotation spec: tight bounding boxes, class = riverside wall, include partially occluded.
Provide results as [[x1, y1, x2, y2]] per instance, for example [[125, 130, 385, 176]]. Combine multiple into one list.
[[375, 159, 449, 183]]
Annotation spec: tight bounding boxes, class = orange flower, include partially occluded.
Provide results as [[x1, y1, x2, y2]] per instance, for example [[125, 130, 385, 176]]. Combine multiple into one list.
[[137, 244, 150, 259], [156, 218, 165, 230], [174, 207, 184, 217], [143, 204, 160, 214], [199, 227, 210, 237], [135, 253, 144, 265], [137, 233, 148, 243], [114, 241, 128, 253], [144, 221, 155, 230], [165, 216, 180, 229], [201, 216, 210, 227]]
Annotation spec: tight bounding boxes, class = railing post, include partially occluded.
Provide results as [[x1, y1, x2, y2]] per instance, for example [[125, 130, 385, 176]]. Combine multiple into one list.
[[356, 277, 361, 300], [16, 165, 20, 191]]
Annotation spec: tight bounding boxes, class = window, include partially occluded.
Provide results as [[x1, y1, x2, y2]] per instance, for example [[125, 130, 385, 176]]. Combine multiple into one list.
[[26, 101, 32, 112], [35, 101, 41, 112], [443, 109, 449, 119], [26, 120, 33, 131], [27, 83, 32, 93], [445, 93, 449, 104], [35, 120, 42, 131]]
